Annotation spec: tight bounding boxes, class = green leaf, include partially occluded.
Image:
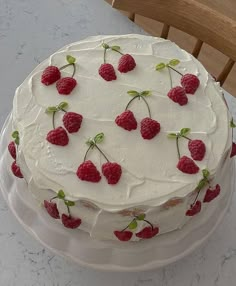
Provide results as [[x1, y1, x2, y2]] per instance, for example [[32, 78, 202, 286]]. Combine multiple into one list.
[[180, 128, 191, 136], [202, 169, 210, 179], [230, 118, 236, 128], [102, 43, 110, 49], [65, 200, 75, 207], [45, 106, 58, 113], [128, 220, 137, 230], [94, 133, 104, 144], [196, 178, 207, 190], [140, 90, 151, 97], [127, 90, 139, 96], [155, 62, 166, 71], [66, 55, 76, 64], [15, 137, 19, 145], [12, 131, 19, 139], [111, 45, 120, 51], [58, 101, 68, 110], [57, 190, 65, 199], [168, 59, 180, 66], [136, 213, 146, 221], [167, 133, 177, 139]]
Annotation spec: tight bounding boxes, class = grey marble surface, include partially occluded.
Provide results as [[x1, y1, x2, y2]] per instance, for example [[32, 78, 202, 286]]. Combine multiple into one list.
[[0, 0, 236, 285]]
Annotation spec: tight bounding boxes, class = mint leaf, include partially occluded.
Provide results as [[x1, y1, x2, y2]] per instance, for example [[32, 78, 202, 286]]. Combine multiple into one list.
[[202, 169, 210, 179], [94, 133, 104, 144], [57, 190, 65, 199], [58, 101, 68, 110], [65, 200, 75, 207], [180, 128, 191, 136], [196, 178, 207, 190], [136, 214, 146, 220], [168, 59, 180, 66], [127, 90, 139, 96], [128, 220, 137, 230], [230, 118, 236, 128], [140, 90, 151, 96], [111, 45, 120, 51], [66, 55, 76, 64], [12, 131, 19, 139], [102, 43, 110, 49], [167, 133, 177, 139], [45, 106, 58, 113], [156, 63, 166, 71]]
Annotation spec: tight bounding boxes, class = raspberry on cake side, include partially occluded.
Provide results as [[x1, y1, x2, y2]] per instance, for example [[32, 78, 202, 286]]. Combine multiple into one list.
[[11, 34, 233, 242]]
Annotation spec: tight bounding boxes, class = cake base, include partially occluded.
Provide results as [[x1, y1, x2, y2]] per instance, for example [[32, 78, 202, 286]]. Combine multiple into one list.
[[0, 113, 235, 272]]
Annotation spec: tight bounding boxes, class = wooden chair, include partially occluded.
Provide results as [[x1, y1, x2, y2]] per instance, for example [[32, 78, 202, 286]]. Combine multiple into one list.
[[112, 0, 236, 86]]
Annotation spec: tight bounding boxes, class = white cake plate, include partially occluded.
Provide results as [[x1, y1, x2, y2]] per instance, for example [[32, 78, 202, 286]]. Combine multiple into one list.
[[0, 113, 235, 272]]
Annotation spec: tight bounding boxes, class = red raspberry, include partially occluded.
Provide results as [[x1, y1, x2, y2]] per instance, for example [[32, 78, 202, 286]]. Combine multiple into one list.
[[44, 200, 60, 219], [99, 63, 117, 81], [118, 54, 136, 73], [188, 139, 206, 161], [186, 201, 201, 216], [230, 142, 236, 158], [114, 230, 133, 241], [77, 160, 101, 183], [203, 184, 221, 203], [56, 77, 77, 95], [41, 66, 61, 86], [63, 112, 83, 133], [167, 86, 188, 106], [61, 214, 81, 229], [11, 161, 23, 178], [46, 127, 69, 146], [115, 110, 137, 131], [140, 117, 161, 140], [177, 156, 199, 174], [102, 162, 122, 185], [181, 74, 200, 94], [135, 226, 159, 239], [8, 141, 16, 159]]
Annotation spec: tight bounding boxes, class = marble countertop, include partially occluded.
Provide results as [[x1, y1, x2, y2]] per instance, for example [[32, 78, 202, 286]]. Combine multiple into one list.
[[0, 0, 236, 285]]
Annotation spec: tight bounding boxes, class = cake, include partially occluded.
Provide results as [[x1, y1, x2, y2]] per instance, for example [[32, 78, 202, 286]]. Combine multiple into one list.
[[9, 34, 236, 242]]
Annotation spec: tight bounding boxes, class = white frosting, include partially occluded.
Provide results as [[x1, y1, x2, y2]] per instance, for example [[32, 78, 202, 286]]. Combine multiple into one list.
[[12, 34, 233, 241]]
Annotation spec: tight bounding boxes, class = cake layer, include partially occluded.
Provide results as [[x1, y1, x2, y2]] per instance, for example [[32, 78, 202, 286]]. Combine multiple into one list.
[[13, 34, 231, 210]]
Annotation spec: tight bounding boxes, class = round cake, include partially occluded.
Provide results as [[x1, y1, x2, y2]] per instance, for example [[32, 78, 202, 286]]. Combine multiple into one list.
[[9, 34, 235, 242]]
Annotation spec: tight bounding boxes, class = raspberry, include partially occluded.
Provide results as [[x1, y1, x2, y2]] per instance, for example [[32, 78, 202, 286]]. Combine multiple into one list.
[[140, 117, 161, 140], [46, 127, 69, 146], [186, 201, 201, 216], [230, 142, 236, 158], [203, 184, 221, 203], [77, 160, 101, 183], [99, 63, 117, 81], [177, 156, 199, 174], [188, 139, 206, 161], [44, 200, 60, 219], [167, 86, 188, 106], [41, 66, 61, 86], [8, 141, 16, 159], [115, 110, 137, 131], [118, 54, 136, 73], [135, 226, 159, 239], [181, 74, 200, 94], [11, 161, 23, 178], [56, 77, 77, 95], [61, 214, 81, 229], [63, 112, 83, 133], [114, 230, 133, 241], [102, 162, 122, 185]]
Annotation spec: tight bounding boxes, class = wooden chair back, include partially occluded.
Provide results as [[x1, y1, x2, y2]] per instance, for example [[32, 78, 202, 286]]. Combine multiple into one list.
[[112, 0, 236, 85]]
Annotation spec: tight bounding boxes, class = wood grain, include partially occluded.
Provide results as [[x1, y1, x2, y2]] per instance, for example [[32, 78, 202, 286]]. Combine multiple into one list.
[[105, 0, 236, 96]]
